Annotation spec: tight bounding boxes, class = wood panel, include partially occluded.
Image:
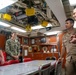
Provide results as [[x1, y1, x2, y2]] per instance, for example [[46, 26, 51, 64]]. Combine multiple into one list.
[[0, 34, 6, 50], [25, 52, 59, 60], [49, 35, 57, 42]]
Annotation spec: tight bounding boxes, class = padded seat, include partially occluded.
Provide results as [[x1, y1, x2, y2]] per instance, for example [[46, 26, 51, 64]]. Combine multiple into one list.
[[0, 61, 9, 66], [2, 51, 7, 61], [23, 58, 32, 62], [8, 60, 19, 64], [0, 51, 19, 66]]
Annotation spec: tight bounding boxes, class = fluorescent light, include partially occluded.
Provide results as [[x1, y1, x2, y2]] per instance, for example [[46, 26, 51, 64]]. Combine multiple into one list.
[[11, 26, 26, 33], [32, 25, 44, 30], [47, 23, 52, 27], [69, 0, 76, 6], [0, 21, 10, 27], [32, 23, 52, 30], [74, 21, 76, 28], [44, 31, 61, 35], [0, 0, 18, 10]]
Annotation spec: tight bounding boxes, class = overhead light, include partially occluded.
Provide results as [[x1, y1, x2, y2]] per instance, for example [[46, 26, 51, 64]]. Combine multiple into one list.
[[69, 0, 76, 6], [74, 21, 76, 28], [11, 26, 26, 33], [0, 0, 18, 10], [47, 23, 52, 27], [0, 21, 10, 27], [32, 23, 52, 30], [32, 25, 44, 30], [44, 31, 61, 35]]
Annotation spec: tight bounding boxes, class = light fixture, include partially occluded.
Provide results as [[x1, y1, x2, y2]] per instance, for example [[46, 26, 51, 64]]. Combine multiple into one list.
[[41, 21, 48, 27], [74, 21, 76, 28], [0, 21, 10, 27], [0, 0, 18, 10], [25, 25, 32, 31], [32, 23, 52, 30], [44, 31, 61, 35], [11, 26, 26, 33], [69, 0, 76, 6], [32, 25, 44, 30]]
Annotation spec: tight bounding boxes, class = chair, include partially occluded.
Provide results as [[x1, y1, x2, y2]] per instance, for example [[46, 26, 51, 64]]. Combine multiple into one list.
[[2, 51, 7, 61], [0, 61, 9, 66], [54, 61, 62, 75], [50, 56, 56, 60], [46, 57, 51, 60], [50, 62, 56, 75], [0, 51, 9, 66], [23, 58, 32, 62], [40, 64, 51, 75], [46, 56, 57, 75], [0, 60, 19, 66], [0, 51, 19, 66], [8, 60, 19, 64], [46, 56, 56, 60], [28, 70, 40, 75]]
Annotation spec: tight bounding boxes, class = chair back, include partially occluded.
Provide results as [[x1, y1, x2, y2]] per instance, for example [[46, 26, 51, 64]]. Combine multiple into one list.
[[54, 61, 62, 75], [41, 64, 50, 75], [2, 51, 7, 61], [8, 60, 19, 64], [23, 58, 32, 62]]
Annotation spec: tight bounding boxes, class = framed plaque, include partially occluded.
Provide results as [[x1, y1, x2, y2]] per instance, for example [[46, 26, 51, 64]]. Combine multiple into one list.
[[31, 38, 35, 44], [23, 38, 28, 44]]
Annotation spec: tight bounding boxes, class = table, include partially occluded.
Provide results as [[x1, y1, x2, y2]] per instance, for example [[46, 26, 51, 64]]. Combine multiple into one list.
[[0, 60, 56, 75]]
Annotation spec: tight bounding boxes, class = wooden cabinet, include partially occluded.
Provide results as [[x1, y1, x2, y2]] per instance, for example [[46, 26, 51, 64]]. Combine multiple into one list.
[[39, 42, 57, 53], [24, 52, 59, 60], [23, 35, 60, 60]]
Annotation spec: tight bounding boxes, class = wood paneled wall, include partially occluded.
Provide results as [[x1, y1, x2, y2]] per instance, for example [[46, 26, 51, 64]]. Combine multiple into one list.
[[0, 34, 6, 50]]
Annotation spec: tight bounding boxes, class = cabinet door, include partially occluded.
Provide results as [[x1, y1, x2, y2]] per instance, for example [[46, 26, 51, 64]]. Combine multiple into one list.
[[33, 53, 43, 60]]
